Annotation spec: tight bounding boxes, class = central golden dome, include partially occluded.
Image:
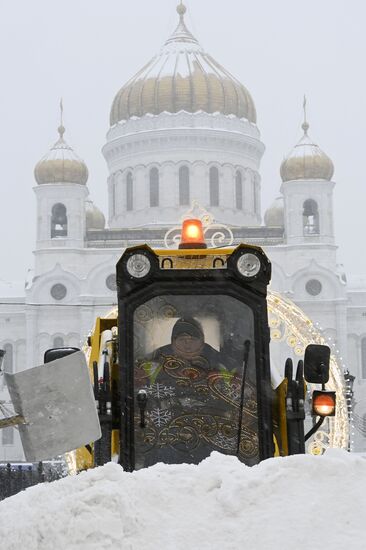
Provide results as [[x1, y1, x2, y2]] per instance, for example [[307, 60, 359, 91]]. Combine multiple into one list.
[[110, 4, 256, 125]]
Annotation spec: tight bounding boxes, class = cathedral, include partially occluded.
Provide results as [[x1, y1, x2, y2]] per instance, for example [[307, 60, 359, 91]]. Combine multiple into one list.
[[1, 3, 365, 460]]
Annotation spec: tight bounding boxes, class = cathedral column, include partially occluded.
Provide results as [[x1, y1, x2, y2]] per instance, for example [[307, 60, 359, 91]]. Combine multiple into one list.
[[25, 307, 38, 369]]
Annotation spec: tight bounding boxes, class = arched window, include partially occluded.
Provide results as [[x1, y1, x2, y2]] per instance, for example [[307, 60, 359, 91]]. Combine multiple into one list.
[[303, 199, 319, 235], [51, 203, 67, 238], [209, 167, 219, 207], [149, 168, 159, 207], [235, 171, 243, 210], [361, 337, 366, 379], [3, 343, 13, 374], [126, 172, 133, 211], [53, 336, 64, 348], [179, 166, 190, 206], [2, 427, 13, 445]]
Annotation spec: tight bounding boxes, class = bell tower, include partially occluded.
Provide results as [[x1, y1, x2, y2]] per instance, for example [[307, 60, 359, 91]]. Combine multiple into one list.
[[33, 105, 89, 262], [280, 99, 335, 246]]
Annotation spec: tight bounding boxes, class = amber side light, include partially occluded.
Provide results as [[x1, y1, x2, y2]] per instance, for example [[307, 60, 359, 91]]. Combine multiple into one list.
[[312, 390, 336, 417], [179, 219, 207, 249]]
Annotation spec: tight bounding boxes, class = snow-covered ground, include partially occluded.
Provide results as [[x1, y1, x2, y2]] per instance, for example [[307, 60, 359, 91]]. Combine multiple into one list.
[[0, 450, 365, 550]]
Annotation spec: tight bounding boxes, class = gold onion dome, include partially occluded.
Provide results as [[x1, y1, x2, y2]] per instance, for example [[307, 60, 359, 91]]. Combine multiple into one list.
[[264, 196, 284, 227], [34, 125, 88, 185], [85, 200, 105, 230], [110, 3, 256, 125], [280, 121, 334, 183]]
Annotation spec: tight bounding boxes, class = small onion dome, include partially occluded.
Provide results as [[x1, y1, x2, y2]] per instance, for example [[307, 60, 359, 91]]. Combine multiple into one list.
[[85, 200, 105, 230], [264, 197, 284, 227], [280, 122, 334, 183], [34, 125, 88, 185], [110, 3, 256, 125]]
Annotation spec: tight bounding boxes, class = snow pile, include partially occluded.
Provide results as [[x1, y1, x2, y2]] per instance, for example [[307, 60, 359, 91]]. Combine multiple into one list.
[[0, 450, 365, 550]]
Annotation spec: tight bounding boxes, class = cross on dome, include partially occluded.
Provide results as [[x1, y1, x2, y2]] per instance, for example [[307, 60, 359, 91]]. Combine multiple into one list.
[[58, 98, 65, 138]]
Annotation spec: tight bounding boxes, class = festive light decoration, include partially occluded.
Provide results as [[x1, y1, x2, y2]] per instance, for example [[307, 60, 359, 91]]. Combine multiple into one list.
[[267, 291, 349, 453]]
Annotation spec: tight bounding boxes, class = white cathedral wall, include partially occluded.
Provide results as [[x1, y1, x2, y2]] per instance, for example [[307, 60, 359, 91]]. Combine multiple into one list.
[[347, 289, 366, 383], [0, 424, 24, 462], [106, 112, 261, 150], [26, 247, 122, 369], [0, 309, 27, 375], [265, 245, 339, 284], [34, 184, 88, 250], [109, 161, 261, 228], [33, 248, 120, 279], [267, 244, 349, 367], [24, 303, 116, 371], [281, 179, 335, 246], [0, 308, 27, 461], [103, 112, 264, 229]]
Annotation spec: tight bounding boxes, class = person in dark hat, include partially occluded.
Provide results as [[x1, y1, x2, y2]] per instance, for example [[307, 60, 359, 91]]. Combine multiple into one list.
[[151, 317, 232, 369]]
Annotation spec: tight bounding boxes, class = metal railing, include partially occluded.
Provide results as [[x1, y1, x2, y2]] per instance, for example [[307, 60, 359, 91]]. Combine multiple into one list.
[[0, 461, 67, 501]]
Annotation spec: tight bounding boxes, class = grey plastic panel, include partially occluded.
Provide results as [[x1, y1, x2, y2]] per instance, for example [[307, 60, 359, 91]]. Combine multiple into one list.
[[5, 351, 101, 461]]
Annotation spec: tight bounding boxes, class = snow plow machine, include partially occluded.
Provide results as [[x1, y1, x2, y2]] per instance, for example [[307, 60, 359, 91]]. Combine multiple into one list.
[[1, 218, 336, 472]]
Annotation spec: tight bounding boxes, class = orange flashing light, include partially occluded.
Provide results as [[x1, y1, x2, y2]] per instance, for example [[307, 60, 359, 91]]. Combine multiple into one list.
[[312, 391, 336, 417], [179, 219, 207, 249]]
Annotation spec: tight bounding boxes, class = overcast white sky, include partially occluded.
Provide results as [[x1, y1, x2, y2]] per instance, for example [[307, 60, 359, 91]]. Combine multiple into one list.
[[0, 0, 365, 282]]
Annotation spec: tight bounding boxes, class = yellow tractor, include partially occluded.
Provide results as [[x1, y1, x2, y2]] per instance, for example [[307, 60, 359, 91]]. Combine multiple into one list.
[[68, 218, 336, 472]]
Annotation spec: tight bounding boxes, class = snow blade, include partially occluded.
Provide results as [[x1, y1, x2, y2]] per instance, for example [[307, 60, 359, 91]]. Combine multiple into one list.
[[4, 351, 101, 461]]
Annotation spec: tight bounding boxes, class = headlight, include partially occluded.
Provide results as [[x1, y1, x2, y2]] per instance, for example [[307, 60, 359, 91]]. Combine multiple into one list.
[[237, 253, 261, 278], [126, 254, 151, 279]]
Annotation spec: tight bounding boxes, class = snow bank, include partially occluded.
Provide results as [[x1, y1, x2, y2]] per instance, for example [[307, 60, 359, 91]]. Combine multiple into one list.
[[0, 450, 365, 550]]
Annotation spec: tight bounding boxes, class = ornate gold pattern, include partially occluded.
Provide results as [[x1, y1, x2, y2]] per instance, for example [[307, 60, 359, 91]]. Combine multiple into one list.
[[134, 345, 259, 465]]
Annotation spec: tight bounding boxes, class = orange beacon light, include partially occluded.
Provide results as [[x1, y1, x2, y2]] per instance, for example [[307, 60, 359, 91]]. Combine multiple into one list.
[[179, 219, 207, 249]]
